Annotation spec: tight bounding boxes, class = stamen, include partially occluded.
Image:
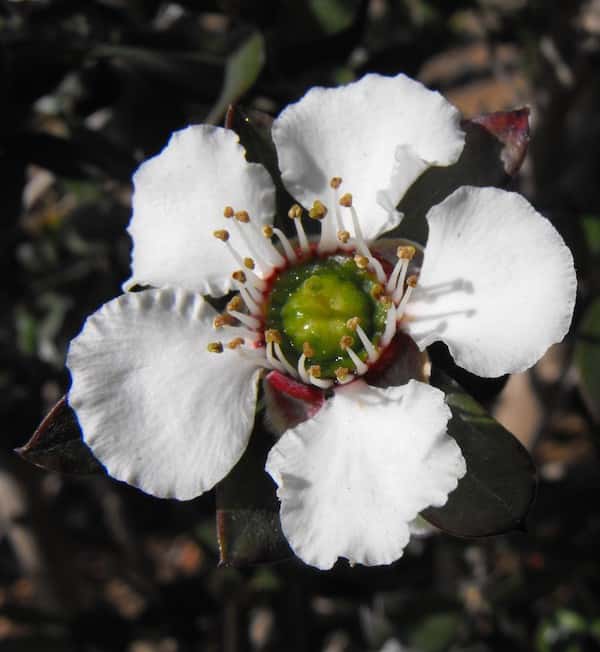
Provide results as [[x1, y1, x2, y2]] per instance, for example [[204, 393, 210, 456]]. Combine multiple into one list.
[[213, 229, 229, 241], [389, 246, 415, 300], [264, 329, 297, 376], [337, 230, 350, 244], [215, 230, 268, 290], [223, 206, 235, 218], [303, 341, 315, 357], [227, 310, 261, 330], [335, 366, 354, 385], [227, 295, 243, 312], [261, 225, 290, 267], [396, 274, 418, 320], [213, 313, 234, 329], [297, 353, 310, 383], [274, 342, 298, 377], [265, 341, 286, 373], [308, 365, 333, 389], [340, 335, 355, 350], [226, 211, 278, 276], [207, 342, 223, 353], [354, 254, 369, 270], [234, 210, 250, 223], [343, 346, 369, 375], [310, 199, 337, 255], [370, 283, 384, 300], [272, 227, 298, 264], [244, 257, 255, 270], [330, 177, 345, 232], [308, 200, 327, 220], [227, 337, 245, 349], [288, 204, 310, 256], [239, 286, 261, 316], [355, 324, 379, 363], [380, 303, 398, 348], [330, 177, 342, 189], [232, 270, 246, 283]]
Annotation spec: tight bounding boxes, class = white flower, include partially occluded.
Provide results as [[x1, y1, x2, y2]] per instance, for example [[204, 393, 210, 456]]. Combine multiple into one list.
[[66, 74, 576, 570]]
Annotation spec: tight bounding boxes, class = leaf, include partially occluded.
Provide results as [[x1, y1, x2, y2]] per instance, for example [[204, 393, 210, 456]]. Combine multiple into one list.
[[397, 109, 530, 243], [17, 396, 104, 475], [207, 31, 266, 125], [225, 105, 297, 232], [575, 298, 600, 422], [216, 392, 292, 566], [422, 370, 537, 537]]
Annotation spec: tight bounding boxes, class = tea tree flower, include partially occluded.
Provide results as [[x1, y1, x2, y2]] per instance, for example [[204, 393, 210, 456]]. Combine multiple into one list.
[[66, 74, 576, 570]]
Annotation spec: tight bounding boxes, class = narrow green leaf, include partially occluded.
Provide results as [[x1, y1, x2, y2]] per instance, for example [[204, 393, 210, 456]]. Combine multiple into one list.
[[422, 370, 537, 537], [575, 298, 600, 422], [17, 397, 104, 475], [207, 31, 265, 125]]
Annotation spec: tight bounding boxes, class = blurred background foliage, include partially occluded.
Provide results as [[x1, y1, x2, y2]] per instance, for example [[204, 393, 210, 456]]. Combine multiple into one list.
[[2, 0, 600, 650]]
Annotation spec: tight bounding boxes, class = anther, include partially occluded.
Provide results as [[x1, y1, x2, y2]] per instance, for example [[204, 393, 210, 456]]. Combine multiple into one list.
[[334, 366, 354, 385], [262, 225, 273, 238], [303, 341, 314, 357], [223, 206, 234, 218], [354, 323, 379, 363], [213, 314, 234, 329], [407, 274, 418, 287], [265, 329, 282, 344], [345, 316, 361, 331], [234, 210, 250, 223], [330, 177, 342, 189], [288, 204, 303, 219], [227, 337, 245, 349], [213, 229, 229, 241], [308, 365, 321, 378], [243, 257, 255, 270], [337, 229, 350, 244], [396, 274, 418, 320], [340, 335, 355, 350], [232, 270, 246, 283], [398, 245, 416, 260], [389, 248, 415, 298], [354, 254, 369, 269], [227, 296, 243, 312], [308, 200, 327, 220], [381, 302, 398, 347], [308, 364, 333, 389], [339, 193, 353, 207], [370, 283, 384, 300], [207, 342, 223, 353]]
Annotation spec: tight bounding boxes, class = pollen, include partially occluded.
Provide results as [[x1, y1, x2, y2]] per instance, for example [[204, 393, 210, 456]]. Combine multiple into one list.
[[303, 341, 315, 357], [235, 210, 250, 223], [288, 204, 303, 219], [354, 254, 369, 269], [232, 270, 247, 283], [243, 257, 255, 270], [207, 342, 224, 353], [213, 229, 230, 241], [223, 206, 234, 218], [340, 335, 354, 350], [339, 192, 353, 207], [345, 316, 361, 331], [330, 176, 342, 189], [227, 337, 245, 349], [397, 245, 416, 260], [337, 229, 350, 244], [308, 365, 322, 378], [265, 329, 282, 344], [308, 200, 328, 220]]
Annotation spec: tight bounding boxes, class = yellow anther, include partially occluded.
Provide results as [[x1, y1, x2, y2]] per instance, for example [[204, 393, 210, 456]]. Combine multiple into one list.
[[235, 210, 250, 223], [330, 176, 342, 189], [308, 200, 328, 220], [223, 206, 234, 218], [407, 274, 418, 288], [227, 295, 243, 312], [265, 329, 282, 344], [345, 316, 361, 331], [288, 204, 303, 219], [380, 295, 393, 308], [340, 335, 354, 350], [354, 254, 369, 269], [308, 365, 322, 378], [339, 192, 353, 207], [207, 342, 224, 353], [213, 229, 230, 242], [213, 314, 234, 328], [302, 341, 314, 357], [262, 225, 274, 238], [232, 270, 246, 283], [337, 229, 350, 244], [243, 257, 255, 270], [370, 283, 384, 300], [227, 337, 245, 349], [335, 367, 350, 381], [397, 245, 416, 260]]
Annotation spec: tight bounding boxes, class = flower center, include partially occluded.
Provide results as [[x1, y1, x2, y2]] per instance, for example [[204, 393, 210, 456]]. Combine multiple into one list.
[[207, 177, 420, 389]]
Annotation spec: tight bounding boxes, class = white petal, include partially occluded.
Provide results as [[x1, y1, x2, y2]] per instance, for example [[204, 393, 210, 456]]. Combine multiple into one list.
[[266, 380, 465, 570], [126, 126, 276, 295], [67, 288, 263, 499], [272, 73, 464, 241], [404, 187, 577, 377]]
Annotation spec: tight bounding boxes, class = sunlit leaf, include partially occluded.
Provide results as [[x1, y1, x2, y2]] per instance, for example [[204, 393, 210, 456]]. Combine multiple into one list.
[[422, 370, 537, 537]]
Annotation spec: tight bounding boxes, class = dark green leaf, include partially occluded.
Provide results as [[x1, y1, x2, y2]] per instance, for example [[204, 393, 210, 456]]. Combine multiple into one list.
[[422, 370, 537, 537], [216, 408, 291, 566], [207, 31, 266, 125], [397, 109, 530, 243], [17, 396, 104, 475], [575, 298, 600, 422]]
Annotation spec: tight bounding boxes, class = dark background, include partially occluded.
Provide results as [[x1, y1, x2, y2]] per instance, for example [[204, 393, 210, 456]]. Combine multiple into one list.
[[2, 1, 600, 650]]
